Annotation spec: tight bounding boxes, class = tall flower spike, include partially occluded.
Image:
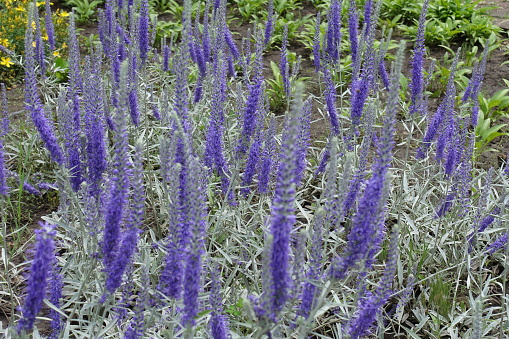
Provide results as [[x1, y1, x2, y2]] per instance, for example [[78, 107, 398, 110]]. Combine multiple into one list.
[[325, 0, 342, 64], [158, 135, 185, 299], [343, 101, 375, 216], [209, 264, 230, 338], [237, 74, 263, 156], [264, 82, 305, 319], [417, 52, 458, 158], [102, 61, 131, 268], [128, 52, 140, 126], [24, 4, 64, 165], [347, 226, 399, 338], [45, 0, 55, 51], [17, 222, 56, 334], [323, 67, 340, 135], [163, 45, 171, 71], [48, 258, 63, 339], [68, 13, 83, 94], [83, 56, 107, 197], [0, 83, 8, 196], [225, 28, 240, 60], [139, 0, 150, 63], [297, 208, 324, 321], [241, 127, 262, 197], [182, 145, 207, 328], [280, 24, 290, 98], [104, 140, 144, 296], [348, 0, 359, 68], [349, 8, 377, 129], [123, 269, 149, 338], [204, 56, 234, 200], [33, 8, 45, 77], [331, 42, 405, 280], [67, 12, 84, 189], [323, 137, 350, 230], [56, 90, 82, 192], [294, 98, 312, 186], [313, 12, 322, 71], [362, 0, 374, 38], [463, 42, 489, 103], [258, 117, 276, 194], [203, 0, 211, 60], [408, 0, 430, 115], [173, 50, 191, 134], [264, 0, 275, 45]]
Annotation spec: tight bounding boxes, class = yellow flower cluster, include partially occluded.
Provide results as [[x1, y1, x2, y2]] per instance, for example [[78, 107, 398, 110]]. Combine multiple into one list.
[[0, 0, 69, 83]]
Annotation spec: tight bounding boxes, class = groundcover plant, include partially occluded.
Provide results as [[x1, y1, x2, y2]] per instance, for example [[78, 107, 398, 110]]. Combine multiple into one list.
[[1, 0, 509, 338]]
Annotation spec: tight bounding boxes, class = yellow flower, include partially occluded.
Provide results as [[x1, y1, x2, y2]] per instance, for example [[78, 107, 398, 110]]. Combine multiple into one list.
[[15, 5, 26, 12], [61, 42, 67, 49], [36, 1, 45, 7], [0, 57, 14, 67], [31, 21, 36, 29], [59, 11, 69, 17], [0, 38, 9, 47], [53, 50, 60, 57], [43, 34, 49, 41]]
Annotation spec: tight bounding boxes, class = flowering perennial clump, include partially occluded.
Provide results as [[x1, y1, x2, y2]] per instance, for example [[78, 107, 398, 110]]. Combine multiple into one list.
[[1, 0, 508, 338]]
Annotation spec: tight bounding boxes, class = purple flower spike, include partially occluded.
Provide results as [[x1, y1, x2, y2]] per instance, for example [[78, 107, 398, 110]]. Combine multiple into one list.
[[139, 0, 150, 63], [17, 222, 56, 334], [182, 151, 207, 328], [258, 119, 276, 194], [237, 77, 263, 156], [347, 227, 399, 338], [163, 45, 171, 71], [83, 56, 107, 197], [325, 0, 342, 64], [105, 142, 144, 296], [209, 265, 230, 338], [241, 129, 262, 197], [264, 83, 306, 319], [297, 208, 324, 320], [264, 0, 275, 45], [45, 0, 55, 50], [225, 28, 240, 60], [408, 0, 430, 115], [24, 5, 64, 165], [331, 43, 405, 280], [313, 13, 322, 71], [48, 258, 63, 339], [487, 233, 508, 254], [102, 62, 131, 269], [324, 68, 340, 135], [280, 25, 290, 98], [362, 0, 374, 37], [348, 0, 359, 67]]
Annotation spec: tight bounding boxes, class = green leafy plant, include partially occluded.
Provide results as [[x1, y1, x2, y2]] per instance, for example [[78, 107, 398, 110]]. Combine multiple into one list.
[[396, 0, 500, 47], [269, 13, 313, 46], [233, 0, 266, 23], [153, 16, 182, 46], [266, 59, 309, 112], [152, 0, 205, 19], [266, 61, 288, 112], [478, 89, 509, 121], [474, 105, 509, 155], [65, 0, 103, 23], [381, 0, 420, 25]]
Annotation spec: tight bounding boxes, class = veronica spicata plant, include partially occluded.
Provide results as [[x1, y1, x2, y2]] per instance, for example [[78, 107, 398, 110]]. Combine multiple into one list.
[[3, 0, 509, 338]]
